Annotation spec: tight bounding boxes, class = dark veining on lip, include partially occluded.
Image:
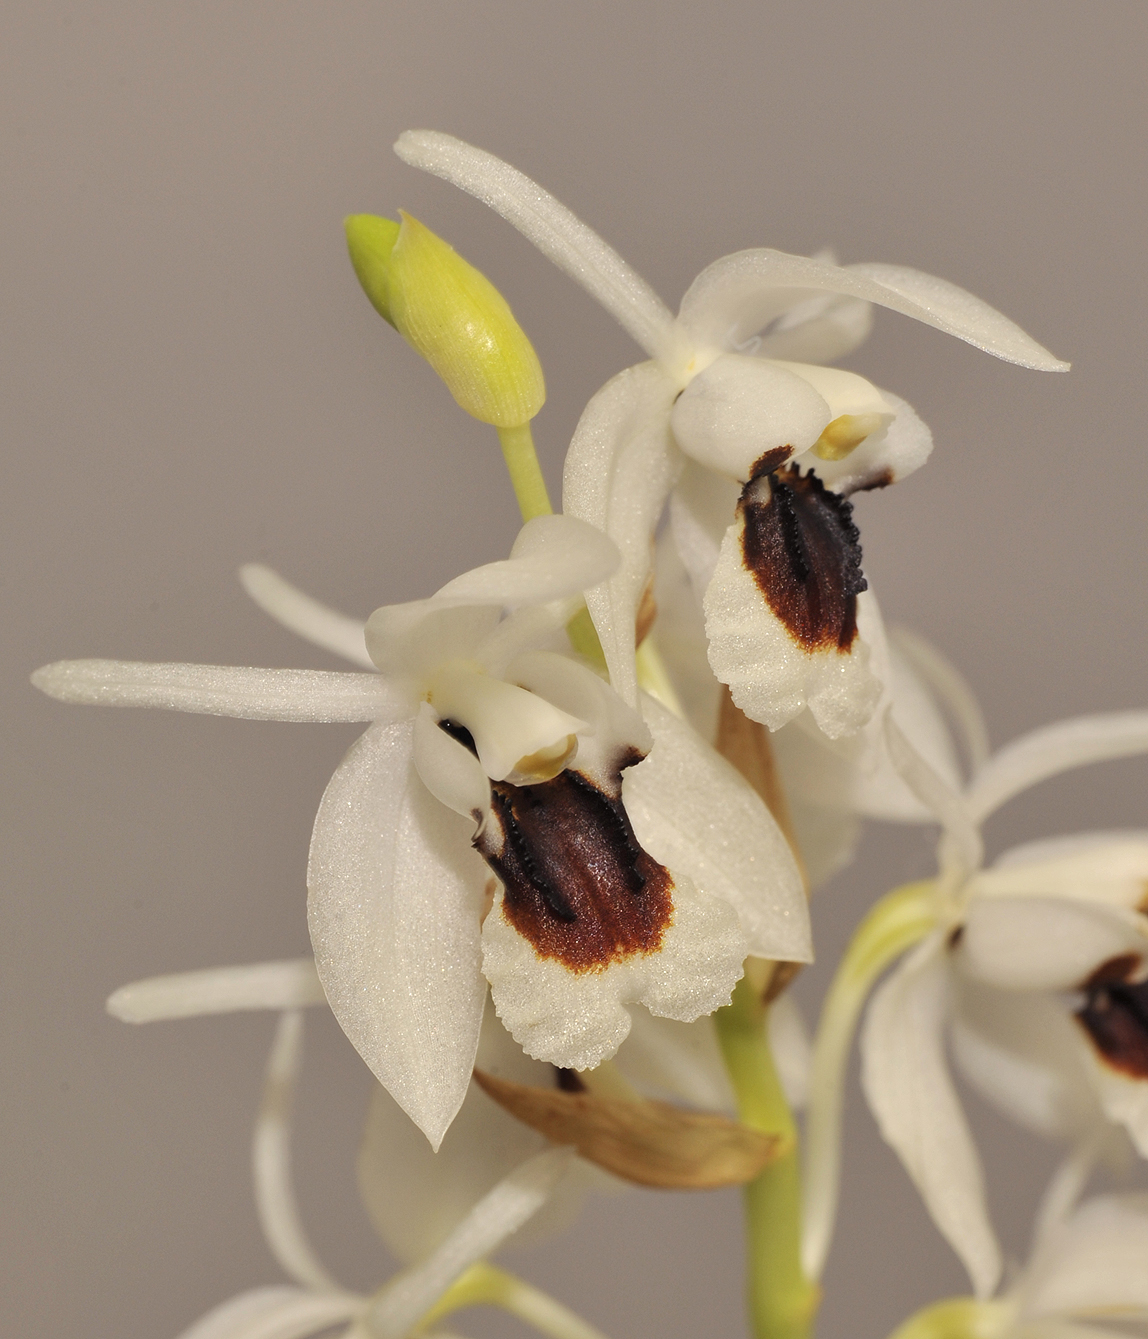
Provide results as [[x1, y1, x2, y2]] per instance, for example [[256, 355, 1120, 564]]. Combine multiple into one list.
[[1076, 953, 1148, 1079], [739, 464, 867, 652], [475, 751, 673, 973]]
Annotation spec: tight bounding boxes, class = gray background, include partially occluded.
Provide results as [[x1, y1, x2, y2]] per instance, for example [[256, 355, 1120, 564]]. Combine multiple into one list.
[[4, 3, 1148, 1336]]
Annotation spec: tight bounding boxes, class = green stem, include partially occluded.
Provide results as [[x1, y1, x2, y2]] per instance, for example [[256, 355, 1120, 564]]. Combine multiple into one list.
[[497, 423, 553, 521], [716, 975, 819, 1339], [884, 1297, 1010, 1339], [418, 1262, 611, 1339]]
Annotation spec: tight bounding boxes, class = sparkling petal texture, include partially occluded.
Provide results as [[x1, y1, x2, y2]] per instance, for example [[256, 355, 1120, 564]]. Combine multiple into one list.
[[308, 720, 488, 1148], [30, 660, 403, 722], [239, 564, 375, 668], [482, 870, 745, 1071], [860, 935, 1001, 1297], [562, 362, 682, 706], [623, 695, 811, 962]]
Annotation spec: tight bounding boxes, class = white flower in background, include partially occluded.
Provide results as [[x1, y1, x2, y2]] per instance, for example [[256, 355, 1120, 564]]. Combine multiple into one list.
[[394, 130, 1066, 740], [839, 708, 1148, 1298], [34, 515, 809, 1147]]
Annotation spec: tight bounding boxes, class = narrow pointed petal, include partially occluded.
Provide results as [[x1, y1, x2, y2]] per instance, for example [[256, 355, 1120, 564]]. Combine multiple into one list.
[[885, 713, 983, 875], [107, 960, 326, 1023], [623, 695, 810, 962], [254, 1013, 340, 1293], [308, 720, 488, 1148], [755, 290, 874, 363], [239, 565, 375, 668], [973, 839, 1148, 911], [562, 362, 682, 706], [1023, 1194, 1148, 1318], [433, 514, 619, 609], [363, 1146, 574, 1339], [967, 712, 1148, 824], [678, 247, 1067, 371], [890, 626, 990, 774], [31, 660, 403, 722], [860, 936, 1002, 1297], [394, 131, 686, 366], [174, 1288, 362, 1339]]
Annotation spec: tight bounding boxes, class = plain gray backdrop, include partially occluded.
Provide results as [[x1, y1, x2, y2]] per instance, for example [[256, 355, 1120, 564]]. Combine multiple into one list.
[[4, 3, 1148, 1336]]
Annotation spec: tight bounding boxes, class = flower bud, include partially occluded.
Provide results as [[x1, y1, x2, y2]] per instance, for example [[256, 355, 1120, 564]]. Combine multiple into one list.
[[345, 210, 546, 427]]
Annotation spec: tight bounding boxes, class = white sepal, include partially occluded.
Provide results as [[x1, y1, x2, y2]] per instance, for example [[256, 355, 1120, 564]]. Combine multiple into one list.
[[308, 720, 488, 1148], [173, 1287, 362, 1339], [860, 933, 1002, 1297], [239, 564, 375, 668], [106, 960, 326, 1023], [1021, 1194, 1148, 1319]]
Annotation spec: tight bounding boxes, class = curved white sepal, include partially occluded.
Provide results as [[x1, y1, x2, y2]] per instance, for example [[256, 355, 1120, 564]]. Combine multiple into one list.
[[107, 960, 326, 1023], [239, 564, 375, 668], [173, 1287, 362, 1339]]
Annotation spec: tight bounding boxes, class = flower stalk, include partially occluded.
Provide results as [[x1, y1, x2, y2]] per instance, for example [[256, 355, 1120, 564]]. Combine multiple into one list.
[[418, 1261, 612, 1339]]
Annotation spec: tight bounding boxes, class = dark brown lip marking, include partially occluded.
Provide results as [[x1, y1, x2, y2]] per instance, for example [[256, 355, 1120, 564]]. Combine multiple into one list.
[[555, 1067, 587, 1092], [475, 752, 674, 974], [739, 464, 867, 652], [849, 467, 894, 495], [748, 445, 793, 479], [1076, 953, 1148, 1079]]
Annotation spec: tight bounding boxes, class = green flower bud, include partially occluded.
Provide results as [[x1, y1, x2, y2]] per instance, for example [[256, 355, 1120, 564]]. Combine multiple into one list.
[[345, 210, 545, 428]]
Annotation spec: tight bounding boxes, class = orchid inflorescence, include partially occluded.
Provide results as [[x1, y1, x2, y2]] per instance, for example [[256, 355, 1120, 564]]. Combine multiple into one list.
[[32, 132, 1148, 1339]]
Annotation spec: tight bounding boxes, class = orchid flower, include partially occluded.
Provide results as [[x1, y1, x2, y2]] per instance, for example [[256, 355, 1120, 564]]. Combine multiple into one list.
[[34, 514, 809, 1147], [110, 961, 602, 1339], [393, 130, 1066, 741], [801, 704, 1148, 1299]]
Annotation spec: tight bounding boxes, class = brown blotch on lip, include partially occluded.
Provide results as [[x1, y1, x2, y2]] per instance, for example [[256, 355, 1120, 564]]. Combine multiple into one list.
[[739, 464, 867, 652], [850, 467, 894, 494], [1076, 953, 1148, 1079], [748, 445, 793, 479], [475, 752, 673, 974]]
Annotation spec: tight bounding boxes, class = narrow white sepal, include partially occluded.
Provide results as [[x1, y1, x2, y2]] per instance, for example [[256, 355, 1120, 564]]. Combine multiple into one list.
[[239, 564, 375, 668], [172, 1287, 362, 1339], [107, 960, 326, 1023]]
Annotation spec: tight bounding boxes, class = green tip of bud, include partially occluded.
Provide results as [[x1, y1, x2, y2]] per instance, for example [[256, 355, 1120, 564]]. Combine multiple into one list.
[[345, 214, 402, 327]]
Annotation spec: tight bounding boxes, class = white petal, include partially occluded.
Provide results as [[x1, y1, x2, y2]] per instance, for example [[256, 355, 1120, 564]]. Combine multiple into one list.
[[31, 660, 406, 722], [433, 514, 620, 609], [704, 523, 882, 738], [884, 712, 982, 875], [890, 626, 990, 775], [174, 1288, 361, 1339], [967, 712, 1148, 825], [366, 603, 501, 681], [668, 460, 742, 599], [307, 720, 488, 1148], [677, 247, 1068, 371], [770, 994, 812, 1111], [562, 362, 682, 706], [1083, 1052, 1148, 1160], [860, 936, 1001, 1297], [239, 565, 375, 668], [951, 979, 1105, 1140], [668, 354, 830, 481], [794, 390, 934, 495], [106, 960, 326, 1023], [393, 131, 687, 367], [411, 703, 491, 824], [363, 1146, 574, 1339], [755, 291, 874, 364], [613, 1011, 736, 1113], [483, 871, 745, 1070], [974, 839, 1148, 912], [623, 694, 811, 962], [958, 897, 1148, 992], [254, 1013, 339, 1292], [358, 1003, 597, 1266], [1023, 1194, 1148, 1318]]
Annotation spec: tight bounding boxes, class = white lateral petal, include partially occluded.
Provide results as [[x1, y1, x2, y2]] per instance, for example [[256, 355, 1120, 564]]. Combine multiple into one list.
[[1023, 1194, 1148, 1318], [562, 362, 682, 706], [755, 291, 874, 364], [394, 131, 685, 366], [366, 603, 501, 681], [668, 354, 830, 481], [483, 872, 745, 1070], [622, 695, 810, 962], [967, 712, 1148, 825], [433, 515, 620, 609], [951, 979, 1105, 1141], [239, 565, 375, 668], [31, 660, 402, 722], [860, 936, 1001, 1297], [704, 522, 882, 738], [174, 1288, 362, 1339], [308, 720, 488, 1148], [890, 626, 990, 775], [677, 247, 1067, 371], [795, 390, 934, 496], [668, 460, 742, 599], [411, 704, 491, 824], [254, 1012, 340, 1293], [885, 713, 982, 875], [107, 960, 326, 1024], [959, 897, 1148, 992], [974, 840, 1148, 911], [614, 1011, 736, 1113], [651, 523, 725, 741], [364, 1146, 574, 1339], [358, 1003, 591, 1265]]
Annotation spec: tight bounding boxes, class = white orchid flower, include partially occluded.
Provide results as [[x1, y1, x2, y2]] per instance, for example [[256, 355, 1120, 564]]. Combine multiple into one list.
[[814, 708, 1148, 1299], [111, 962, 601, 1339], [35, 514, 809, 1147], [394, 130, 1066, 741]]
